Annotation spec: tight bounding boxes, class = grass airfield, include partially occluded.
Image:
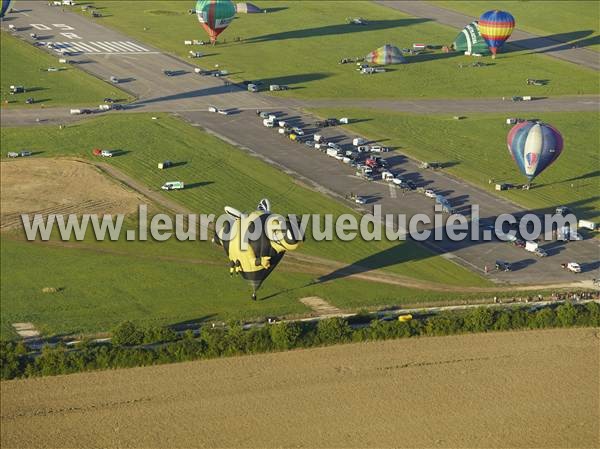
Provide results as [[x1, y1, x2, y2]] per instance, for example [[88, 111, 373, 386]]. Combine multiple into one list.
[[1, 114, 498, 338], [77, 1, 598, 99], [0, 32, 129, 107], [0, 1, 597, 340]]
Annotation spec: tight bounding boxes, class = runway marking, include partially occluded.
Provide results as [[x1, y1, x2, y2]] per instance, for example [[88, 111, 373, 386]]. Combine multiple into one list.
[[52, 41, 156, 54], [389, 183, 397, 199]]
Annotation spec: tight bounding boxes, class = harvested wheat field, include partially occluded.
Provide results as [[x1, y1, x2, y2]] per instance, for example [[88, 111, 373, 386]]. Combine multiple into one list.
[[0, 158, 142, 231], [1, 328, 599, 449]]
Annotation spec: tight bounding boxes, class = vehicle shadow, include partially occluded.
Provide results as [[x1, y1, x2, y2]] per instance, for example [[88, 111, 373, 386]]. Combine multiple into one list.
[[186, 181, 214, 189]]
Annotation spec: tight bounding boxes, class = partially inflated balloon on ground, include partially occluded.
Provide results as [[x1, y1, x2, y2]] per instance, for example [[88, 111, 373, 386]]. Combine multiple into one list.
[[196, 0, 236, 44], [453, 21, 491, 56], [507, 121, 563, 183], [479, 10, 515, 58]]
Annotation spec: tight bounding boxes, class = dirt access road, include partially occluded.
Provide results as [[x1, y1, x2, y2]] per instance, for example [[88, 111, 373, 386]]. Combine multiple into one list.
[[2, 328, 598, 449]]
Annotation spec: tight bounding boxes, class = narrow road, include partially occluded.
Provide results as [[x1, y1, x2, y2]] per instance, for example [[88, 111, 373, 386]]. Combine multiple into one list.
[[3, 94, 599, 127], [376, 1, 600, 71]]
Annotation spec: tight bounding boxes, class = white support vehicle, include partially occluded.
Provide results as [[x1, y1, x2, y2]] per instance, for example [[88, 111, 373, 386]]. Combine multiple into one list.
[[98, 104, 111, 111], [424, 189, 436, 198], [352, 137, 366, 146], [339, 117, 349, 124], [370, 145, 389, 153], [578, 219, 597, 231], [313, 134, 323, 143], [161, 181, 185, 191], [263, 119, 274, 128], [7, 152, 19, 158], [525, 241, 539, 253], [70, 109, 82, 115], [562, 262, 581, 273], [381, 171, 394, 182], [101, 150, 114, 157], [208, 106, 218, 113]]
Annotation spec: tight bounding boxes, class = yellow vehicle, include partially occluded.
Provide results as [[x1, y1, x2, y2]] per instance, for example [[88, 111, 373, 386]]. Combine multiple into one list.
[[289, 133, 297, 141], [398, 314, 413, 322]]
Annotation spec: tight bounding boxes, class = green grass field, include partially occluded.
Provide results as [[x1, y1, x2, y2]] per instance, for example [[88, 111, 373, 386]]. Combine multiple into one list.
[[1, 237, 519, 339], [433, 1, 599, 52], [76, 1, 598, 99], [312, 109, 600, 220], [0, 32, 129, 108], [1, 114, 496, 338]]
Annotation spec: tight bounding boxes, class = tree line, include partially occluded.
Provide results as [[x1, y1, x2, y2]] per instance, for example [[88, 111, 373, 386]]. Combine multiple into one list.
[[1, 301, 598, 380]]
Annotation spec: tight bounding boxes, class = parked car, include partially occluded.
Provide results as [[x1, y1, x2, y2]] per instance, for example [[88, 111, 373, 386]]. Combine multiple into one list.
[[292, 127, 304, 136], [101, 150, 114, 157], [534, 248, 548, 257], [424, 189, 436, 198], [19, 151, 32, 157], [355, 196, 367, 205], [495, 260, 512, 272], [513, 239, 526, 248]]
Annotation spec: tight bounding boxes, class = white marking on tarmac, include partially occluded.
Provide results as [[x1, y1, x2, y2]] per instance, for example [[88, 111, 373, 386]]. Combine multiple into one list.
[[389, 183, 397, 199]]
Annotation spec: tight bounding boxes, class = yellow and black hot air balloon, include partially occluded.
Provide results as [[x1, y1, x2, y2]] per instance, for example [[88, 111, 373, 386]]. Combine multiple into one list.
[[213, 199, 303, 300]]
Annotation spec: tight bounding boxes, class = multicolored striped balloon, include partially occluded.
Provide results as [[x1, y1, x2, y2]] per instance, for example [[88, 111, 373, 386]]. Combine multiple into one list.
[[365, 44, 406, 65], [1, 0, 14, 18], [479, 10, 515, 57], [507, 121, 563, 183], [196, 0, 236, 44]]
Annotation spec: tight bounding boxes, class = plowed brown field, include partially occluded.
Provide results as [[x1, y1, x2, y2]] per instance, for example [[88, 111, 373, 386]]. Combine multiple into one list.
[[0, 158, 142, 231], [1, 328, 599, 448]]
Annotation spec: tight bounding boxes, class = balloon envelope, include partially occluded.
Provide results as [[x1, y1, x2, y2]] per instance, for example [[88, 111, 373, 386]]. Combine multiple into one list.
[[479, 10, 515, 55], [453, 21, 491, 56], [507, 121, 563, 182], [1, 0, 14, 18], [365, 44, 406, 65], [196, 0, 236, 44], [215, 200, 302, 299]]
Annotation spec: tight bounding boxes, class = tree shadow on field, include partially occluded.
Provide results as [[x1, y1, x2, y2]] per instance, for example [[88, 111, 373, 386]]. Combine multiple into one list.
[[505, 30, 596, 54], [168, 314, 218, 332], [245, 18, 431, 43]]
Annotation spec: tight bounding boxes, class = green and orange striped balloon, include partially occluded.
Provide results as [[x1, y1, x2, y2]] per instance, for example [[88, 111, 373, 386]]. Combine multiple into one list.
[[196, 0, 236, 44]]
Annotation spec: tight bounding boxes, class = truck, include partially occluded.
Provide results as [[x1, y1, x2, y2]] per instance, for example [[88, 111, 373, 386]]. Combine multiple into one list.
[[161, 181, 184, 191], [9, 85, 24, 94], [263, 119, 274, 128], [158, 161, 172, 170], [352, 137, 366, 146], [525, 241, 538, 252], [98, 104, 111, 111], [247, 83, 258, 92], [561, 262, 581, 273], [326, 147, 341, 158], [70, 109, 82, 115], [7, 152, 19, 158]]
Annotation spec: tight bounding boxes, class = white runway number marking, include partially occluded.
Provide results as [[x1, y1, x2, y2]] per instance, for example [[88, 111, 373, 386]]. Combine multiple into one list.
[[53, 41, 155, 54]]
